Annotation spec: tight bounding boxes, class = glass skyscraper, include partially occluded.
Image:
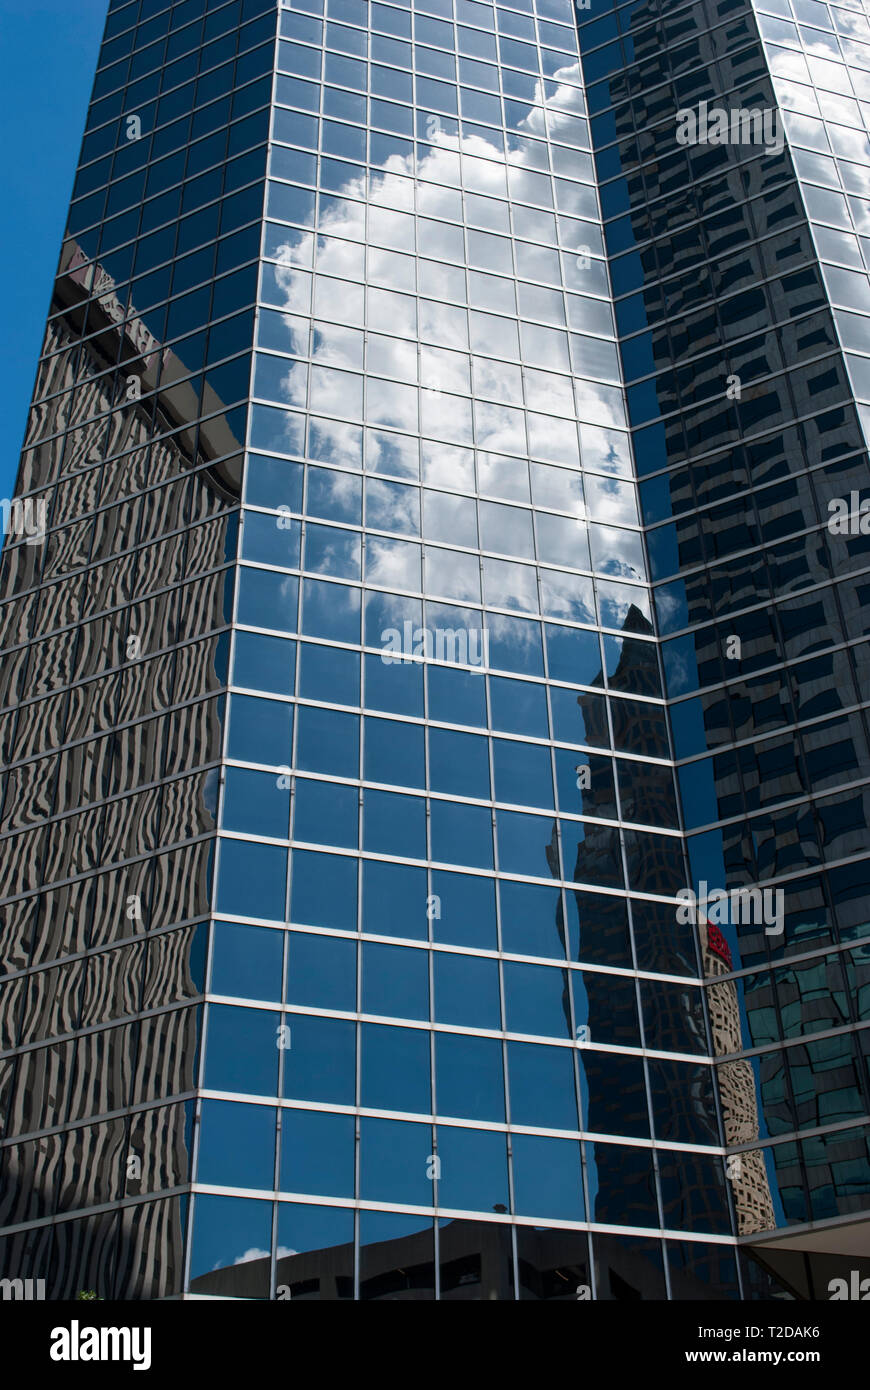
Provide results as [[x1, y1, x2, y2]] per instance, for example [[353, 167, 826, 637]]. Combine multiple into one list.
[[0, 0, 867, 1301]]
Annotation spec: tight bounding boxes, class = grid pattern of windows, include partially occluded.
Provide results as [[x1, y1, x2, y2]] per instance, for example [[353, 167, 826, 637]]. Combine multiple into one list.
[[757, 0, 870, 420], [575, 0, 870, 1266], [193, 0, 748, 1302], [0, 0, 274, 1301]]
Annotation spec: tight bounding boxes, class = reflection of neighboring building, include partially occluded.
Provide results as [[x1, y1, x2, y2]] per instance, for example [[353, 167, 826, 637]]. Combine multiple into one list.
[[191, 1215, 739, 1301], [548, 604, 676, 901], [543, 614, 654, 1027], [700, 919, 776, 1237], [0, 236, 241, 1297], [191, 1219, 516, 1301], [576, 616, 774, 1237], [544, 605, 733, 1238]]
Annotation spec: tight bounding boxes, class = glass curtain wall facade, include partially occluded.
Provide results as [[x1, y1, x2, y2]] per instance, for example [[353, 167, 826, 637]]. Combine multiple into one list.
[[0, 0, 276, 1300], [206, 0, 734, 1302], [575, 0, 870, 1296], [0, 0, 866, 1302]]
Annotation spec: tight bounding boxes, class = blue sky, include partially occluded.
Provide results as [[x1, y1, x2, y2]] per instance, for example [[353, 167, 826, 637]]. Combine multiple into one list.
[[0, 1, 107, 500]]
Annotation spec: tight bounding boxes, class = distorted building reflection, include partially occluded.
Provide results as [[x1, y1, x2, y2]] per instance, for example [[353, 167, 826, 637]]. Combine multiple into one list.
[[0, 231, 244, 1296]]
